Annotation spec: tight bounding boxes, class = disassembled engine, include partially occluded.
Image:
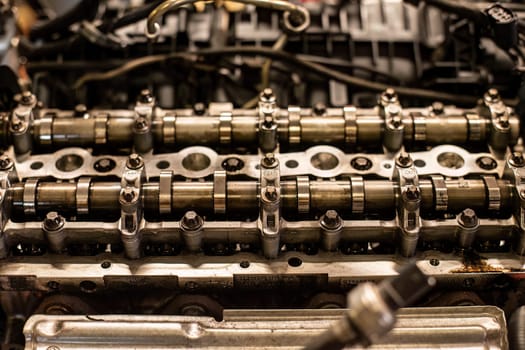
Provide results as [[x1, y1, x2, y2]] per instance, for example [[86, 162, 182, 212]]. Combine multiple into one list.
[[1, 0, 525, 349]]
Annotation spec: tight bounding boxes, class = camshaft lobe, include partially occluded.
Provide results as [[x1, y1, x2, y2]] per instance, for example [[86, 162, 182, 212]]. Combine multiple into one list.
[[3, 105, 519, 152], [8, 177, 512, 219]]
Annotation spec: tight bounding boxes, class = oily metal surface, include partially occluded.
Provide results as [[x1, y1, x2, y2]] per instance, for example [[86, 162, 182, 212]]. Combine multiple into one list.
[[23, 306, 508, 349]]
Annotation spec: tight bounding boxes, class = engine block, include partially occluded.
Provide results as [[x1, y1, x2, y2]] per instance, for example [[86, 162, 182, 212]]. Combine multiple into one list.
[[3, 0, 525, 348]]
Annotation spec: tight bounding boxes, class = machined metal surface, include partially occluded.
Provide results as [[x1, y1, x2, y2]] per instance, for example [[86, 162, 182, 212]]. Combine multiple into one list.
[[23, 307, 508, 349]]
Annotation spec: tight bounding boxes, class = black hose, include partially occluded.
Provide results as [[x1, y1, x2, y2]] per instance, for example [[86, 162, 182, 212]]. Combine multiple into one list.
[[30, 0, 100, 40], [72, 46, 491, 105]]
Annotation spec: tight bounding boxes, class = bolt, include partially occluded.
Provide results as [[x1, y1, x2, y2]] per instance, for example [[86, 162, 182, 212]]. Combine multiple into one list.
[[121, 187, 136, 202], [262, 153, 277, 168], [127, 153, 143, 169], [222, 157, 244, 172], [321, 210, 342, 229], [44, 211, 65, 231], [510, 152, 525, 167], [134, 116, 148, 130], [11, 118, 23, 132], [431, 101, 444, 114], [264, 186, 278, 201], [404, 185, 420, 201], [262, 88, 274, 99], [139, 89, 153, 104], [262, 115, 274, 128], [499, 114, 510, 128], [313, 102, 326, 116], [74, 104, 87, 117], [487, 88, 500, 101], [94, 158, 115, 172], [193, 102, 206, 116], [20, 91, 34, 105], [390, 115, 402, 128], [381, 88, 398, 104], [396, 151, 412, 167], [0, 155, 12, 170], [181, 211, 203, 230], [459, 208, 478, 228], [477, 156, 497, 170], [351, 157, 372, 171]]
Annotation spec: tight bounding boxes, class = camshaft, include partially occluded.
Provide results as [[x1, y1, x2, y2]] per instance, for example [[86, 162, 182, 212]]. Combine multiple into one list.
[[3, 89, 519, 154], [6, 177, 513, 219]]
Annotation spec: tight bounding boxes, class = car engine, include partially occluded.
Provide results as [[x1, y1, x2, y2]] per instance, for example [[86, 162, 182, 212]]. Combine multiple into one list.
[[0, 0, 525, 348]]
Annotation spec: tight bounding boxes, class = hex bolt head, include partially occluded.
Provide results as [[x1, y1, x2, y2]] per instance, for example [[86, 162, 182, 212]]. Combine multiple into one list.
[[11, 118, 24, 132], [477, 156, 497, 170], [431, 101, 444, 114], [0, 155, 13, 170], [458, 208, 478, 228], [487, 88, 500, 101], [181, 210, 203, 230], [139, 89, 153, 103], [193, 102, 206, 116], [127, 153, 143, 169], [222, 157, 244, 172], [404, 185, 420, 201], [74, 104, 87, 116], [262, 115, 274, 128], [262, 153, 277, 168], [321, 210, 342, 229], [264, 186, 278, 201], [20, 91, 34, 105], [509, 152, 525, 167], [262, 88, 274, 99], [313, 102, 327, 116], [396, 151, 412, 167], [351, 157, 372, 171], [381, 88, 398, 104], [44, 211, 65, 231], [121, 187, 136, 202], [134, 116, 149, 131]]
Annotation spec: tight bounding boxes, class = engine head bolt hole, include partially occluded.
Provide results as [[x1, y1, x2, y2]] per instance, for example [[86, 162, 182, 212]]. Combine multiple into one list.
[[79, 280, 97, 293], [156, 160, 170, 170], [240, 261, 250, 268], [429, 258, 440, 266], [30, 161, 43, 170], [101, 261, 111, 269], [285, 160, 299, 169], [288, 257, 303, 267]]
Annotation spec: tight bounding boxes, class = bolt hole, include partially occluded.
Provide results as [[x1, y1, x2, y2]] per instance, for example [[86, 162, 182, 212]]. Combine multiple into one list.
[[79, 280, 97, 293], [156, 160, 170, 170], [383, 163, 392, 169], [285, 160, 299, 168], [288, 257, 303, 267], [414, 159, 426, 167], [310, 152, 339, 171], [101, 261, 111, 269], [240, 261, 250, 268], [437, 152, 464, 169], [255, 164, 260, 170], [182, 153, 211, 171], [429, 258, 440, 266], [56, 154, 84, 172], [30, 161, 43, 170]]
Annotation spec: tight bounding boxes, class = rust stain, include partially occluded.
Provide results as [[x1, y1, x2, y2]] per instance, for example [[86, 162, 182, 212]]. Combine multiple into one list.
[[450, 251, 510, 273]]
